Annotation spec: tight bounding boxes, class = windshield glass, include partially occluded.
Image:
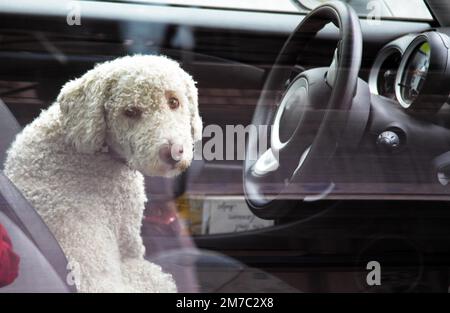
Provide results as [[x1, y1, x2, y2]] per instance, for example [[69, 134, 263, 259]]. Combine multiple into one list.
[[298, 0, 432, 20], [130, 0, 433, 21]]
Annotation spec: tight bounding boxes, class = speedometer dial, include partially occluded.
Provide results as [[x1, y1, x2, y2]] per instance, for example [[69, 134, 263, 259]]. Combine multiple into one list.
[[399, 42, 430, 106], [395, 32, 450, 113]]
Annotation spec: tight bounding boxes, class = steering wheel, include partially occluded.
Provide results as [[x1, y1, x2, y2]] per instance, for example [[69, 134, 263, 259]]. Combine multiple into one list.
[[244, 2, 363, 219]]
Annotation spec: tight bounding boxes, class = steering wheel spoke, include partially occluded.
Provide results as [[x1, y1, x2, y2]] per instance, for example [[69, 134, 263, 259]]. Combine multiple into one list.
[[252, 148, 279, 177]]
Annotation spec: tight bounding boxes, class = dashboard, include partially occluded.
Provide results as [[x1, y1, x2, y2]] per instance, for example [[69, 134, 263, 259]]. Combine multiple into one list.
[[369, 30, 450, 113]]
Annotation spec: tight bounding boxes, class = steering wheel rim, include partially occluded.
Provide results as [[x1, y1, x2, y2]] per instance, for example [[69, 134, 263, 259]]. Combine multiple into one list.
[[243, 2, 363, 219]]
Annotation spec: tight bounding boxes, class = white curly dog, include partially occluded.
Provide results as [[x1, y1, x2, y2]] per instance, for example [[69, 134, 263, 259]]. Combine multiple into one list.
[[4, 55, 203, 292]]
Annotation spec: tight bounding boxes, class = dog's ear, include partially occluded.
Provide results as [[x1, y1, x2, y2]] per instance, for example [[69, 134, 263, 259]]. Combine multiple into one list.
[[185, 77, 203, 142], [58, 70, 114, 154]]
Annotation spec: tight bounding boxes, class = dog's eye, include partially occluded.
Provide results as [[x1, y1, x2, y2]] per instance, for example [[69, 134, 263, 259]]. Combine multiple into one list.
[[123, 107, 143, 119], [168, 97, 180, 110]]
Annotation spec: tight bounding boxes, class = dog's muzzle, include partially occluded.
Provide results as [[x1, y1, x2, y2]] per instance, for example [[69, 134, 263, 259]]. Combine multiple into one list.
[[158, 143, 184, 167]]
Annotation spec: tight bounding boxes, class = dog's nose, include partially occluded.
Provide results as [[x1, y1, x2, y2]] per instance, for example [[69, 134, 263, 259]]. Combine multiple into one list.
[[159, 143, 184, 166]]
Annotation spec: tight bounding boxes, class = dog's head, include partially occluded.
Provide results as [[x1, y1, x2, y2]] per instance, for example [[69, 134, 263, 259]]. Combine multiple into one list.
[[57, 55, 202, 177]]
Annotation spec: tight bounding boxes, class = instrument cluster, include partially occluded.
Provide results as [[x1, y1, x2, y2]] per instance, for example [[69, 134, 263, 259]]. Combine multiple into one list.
[[369, 31, 450, 113]]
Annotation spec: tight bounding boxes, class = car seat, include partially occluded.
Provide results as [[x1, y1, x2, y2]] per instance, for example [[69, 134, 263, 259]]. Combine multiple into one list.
[[0, 99, 73, 292]]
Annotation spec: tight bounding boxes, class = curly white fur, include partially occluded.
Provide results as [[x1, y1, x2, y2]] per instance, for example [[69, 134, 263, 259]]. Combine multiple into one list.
[[4, 55, 203, 292]]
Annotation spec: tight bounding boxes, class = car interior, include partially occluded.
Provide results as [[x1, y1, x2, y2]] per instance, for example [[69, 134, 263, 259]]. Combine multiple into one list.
[[1, 0, 450, 292]]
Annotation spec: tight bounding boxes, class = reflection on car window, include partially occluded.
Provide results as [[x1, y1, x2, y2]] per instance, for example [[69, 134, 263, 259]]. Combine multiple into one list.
[[125, 0, 301, 13], [300, 0, 432, 20], [130, 0, 433, 20]]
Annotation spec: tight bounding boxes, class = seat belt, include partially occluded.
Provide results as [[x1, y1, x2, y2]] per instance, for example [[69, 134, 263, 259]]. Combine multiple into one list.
[[0, 172, 76, 292]]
